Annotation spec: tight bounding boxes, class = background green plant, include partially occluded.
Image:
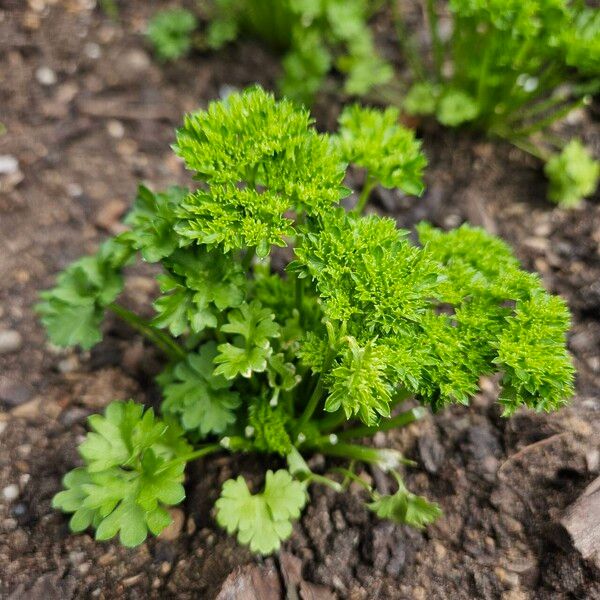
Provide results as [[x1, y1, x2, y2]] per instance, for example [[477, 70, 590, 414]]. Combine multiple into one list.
[[395, 0, 600, 207], [42, 88, 574, 555]]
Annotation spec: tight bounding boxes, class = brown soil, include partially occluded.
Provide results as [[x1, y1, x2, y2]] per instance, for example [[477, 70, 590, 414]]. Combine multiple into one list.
[[1, 2, 599, 599]]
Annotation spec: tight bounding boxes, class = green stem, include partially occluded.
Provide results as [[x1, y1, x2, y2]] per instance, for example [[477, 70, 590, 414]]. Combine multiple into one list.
[[353, 174, 377, 215], [155, 444, 222, 474], [295, 274, 304, 325], [108, 302, 186, 361], [511, 96, 589, 138], [425, 0, 443, 81], [295, 346, 336, 437], [336, 406, 426, 442], [314, 442, 387, 464]]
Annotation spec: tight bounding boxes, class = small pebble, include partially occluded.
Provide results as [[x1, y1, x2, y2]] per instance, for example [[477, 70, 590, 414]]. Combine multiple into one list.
[[2, 484, 20, 502], [0, 329, 23, 354], [84, 42, 101, 59], [67, 182, 83, 197], [0, 155, 18, 175], [106, 120, 125, 139], [58, 355, 80, 374], [36, 66, 57, 86]]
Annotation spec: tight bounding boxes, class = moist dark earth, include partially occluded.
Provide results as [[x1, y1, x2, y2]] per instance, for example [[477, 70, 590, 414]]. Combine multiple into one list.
[[1, 2, 600, 599]]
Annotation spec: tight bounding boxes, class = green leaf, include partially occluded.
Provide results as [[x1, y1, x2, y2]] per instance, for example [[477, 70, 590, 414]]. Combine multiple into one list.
[[53, 401, 192, 547], [368, 490, 442, 529], [325, 337, 393, 426], [248, 397, 292, 456], [403, 82, 441, 116], [368, 472, 441, 529], [214, 301, 281, 379], [36, 239, 130, 350], [545, 139, 599, 208], [147, 8, 197, 62], [436, 89, 479, 127], [336, 104, 427, 195], [173, 88, 347, 256], [152, 274, 217, 336], [123, 185, 188, 262], [216, 470, 306, 555], [161, 342, 241, 436]]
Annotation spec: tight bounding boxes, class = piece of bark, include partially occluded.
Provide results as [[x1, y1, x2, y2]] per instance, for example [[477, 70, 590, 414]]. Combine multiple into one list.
[[560, 476, 600, 567], [216, 563, 281, 600]]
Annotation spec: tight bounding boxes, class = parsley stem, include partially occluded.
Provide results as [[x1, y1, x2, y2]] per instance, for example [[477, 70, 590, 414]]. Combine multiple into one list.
[[353, 174, 377, 214], [295, 345, 336, 437], [107, 302, 186, 361], [510, 95, 589, 138], [335, 407, 426, 441], [314, 442, 386, 464], [156, 444, 222, 473], [242, 247, 256, 272]]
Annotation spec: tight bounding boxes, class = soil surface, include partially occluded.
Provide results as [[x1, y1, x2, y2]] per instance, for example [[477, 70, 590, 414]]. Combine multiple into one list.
[[1, 2, 600, 599]]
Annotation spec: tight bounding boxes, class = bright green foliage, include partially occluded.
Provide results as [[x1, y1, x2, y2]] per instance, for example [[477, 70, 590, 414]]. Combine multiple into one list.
[[147, 8, 197, 61], [214, 301, 280, 379], [494, 293, 575, 415], [53, 401, 191, 546], [44, 89, 574, 555], [402, 82, 440, 117], [326, 338, 393, 425], [248, 397, 293, 456], [436, 90, 480, 127], [206, 0, 391, 104], [152, 248, 246, 336], [161, 343, 241, 436], [564, 8, 600, 76], [174, 88, 347, 257], [123, 186, 187, 263], [36, 238, 132, 349], [544, 140, 600, 207], [336, 105, 427, 196], [396, 0, 600, 203], [216, 470, 306, 554]]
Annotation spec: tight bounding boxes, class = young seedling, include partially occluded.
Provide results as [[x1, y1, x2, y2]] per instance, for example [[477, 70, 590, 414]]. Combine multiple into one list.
[[394, 0, 600, 206], [42, 88, 574, 554]]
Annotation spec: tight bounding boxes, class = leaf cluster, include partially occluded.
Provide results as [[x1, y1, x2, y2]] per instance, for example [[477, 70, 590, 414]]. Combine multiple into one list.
[[206, 0, 392, 104], [52, 401, 191, 547]]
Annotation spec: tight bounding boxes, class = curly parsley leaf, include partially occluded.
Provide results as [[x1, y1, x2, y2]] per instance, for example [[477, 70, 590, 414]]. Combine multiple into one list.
[[173, 88, 347, 256], [336, 104, 426, 195], [123, 185, 188, 263]]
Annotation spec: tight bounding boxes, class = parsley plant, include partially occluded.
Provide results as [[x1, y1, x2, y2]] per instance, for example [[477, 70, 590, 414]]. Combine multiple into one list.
[[206, 0, 392, 104], [42, 88, 574, 554], [395, 0, 600, 206]]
